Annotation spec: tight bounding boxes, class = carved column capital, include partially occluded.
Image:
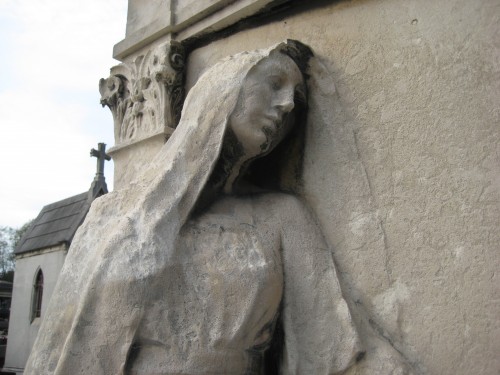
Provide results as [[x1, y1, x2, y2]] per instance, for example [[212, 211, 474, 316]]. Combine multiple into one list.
[[99, 41, 185, 147]]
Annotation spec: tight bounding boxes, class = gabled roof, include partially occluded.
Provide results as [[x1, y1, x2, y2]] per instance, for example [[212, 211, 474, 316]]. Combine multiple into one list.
[[14, 192, 91, 255], [14, 143, 110, 255], [14, 174, 108, 256]]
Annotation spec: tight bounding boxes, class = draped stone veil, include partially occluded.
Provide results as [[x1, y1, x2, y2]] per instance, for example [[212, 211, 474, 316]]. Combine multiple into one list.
[[25, 41, 361, 375]]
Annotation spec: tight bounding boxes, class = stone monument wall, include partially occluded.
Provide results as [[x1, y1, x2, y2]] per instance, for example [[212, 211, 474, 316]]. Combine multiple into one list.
[[103, 0, 499, 373], [185, 1, 499, 373]]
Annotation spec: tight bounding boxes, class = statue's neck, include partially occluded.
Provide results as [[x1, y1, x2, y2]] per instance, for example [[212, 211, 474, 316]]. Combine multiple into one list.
[[193, 130, 250, 213], [216, 127, 253, 194]]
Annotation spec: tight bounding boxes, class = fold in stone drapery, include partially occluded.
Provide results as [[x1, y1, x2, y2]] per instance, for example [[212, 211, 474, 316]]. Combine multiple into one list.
[[25, 41, 361, 375]]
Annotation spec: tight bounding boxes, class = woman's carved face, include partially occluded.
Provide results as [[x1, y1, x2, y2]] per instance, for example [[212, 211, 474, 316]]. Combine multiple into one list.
[[229, 52, 305, 158]]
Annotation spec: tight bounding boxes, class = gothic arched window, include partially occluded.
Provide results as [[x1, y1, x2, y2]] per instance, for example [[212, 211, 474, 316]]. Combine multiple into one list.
[[31, 269, 44, 321]]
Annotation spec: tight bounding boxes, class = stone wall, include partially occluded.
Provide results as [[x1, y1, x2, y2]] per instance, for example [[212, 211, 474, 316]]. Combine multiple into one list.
[[104, 0, 499, 373], [185, 1, 499, 373], [4, 247, 67, 373]]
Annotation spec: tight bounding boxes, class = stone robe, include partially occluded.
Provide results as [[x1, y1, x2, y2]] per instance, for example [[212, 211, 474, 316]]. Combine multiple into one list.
[[25, 41, 361, 375]]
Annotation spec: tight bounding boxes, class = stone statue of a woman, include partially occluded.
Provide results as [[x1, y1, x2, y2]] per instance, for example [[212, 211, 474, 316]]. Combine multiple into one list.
[[25, 40, 362, 375]]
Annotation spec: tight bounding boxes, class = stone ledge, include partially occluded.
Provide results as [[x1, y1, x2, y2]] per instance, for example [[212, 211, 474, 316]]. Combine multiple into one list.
[[113, 16, 173, 61], [113, 0, 289, 60], [14, 244, 67, 260], [176, 0, 282, 41], [108, 131, 170, 190], [107, 129, 173, 156]]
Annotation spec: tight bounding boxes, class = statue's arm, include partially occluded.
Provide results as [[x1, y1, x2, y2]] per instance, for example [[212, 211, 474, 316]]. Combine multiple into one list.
[[279, 196, 362, 374]]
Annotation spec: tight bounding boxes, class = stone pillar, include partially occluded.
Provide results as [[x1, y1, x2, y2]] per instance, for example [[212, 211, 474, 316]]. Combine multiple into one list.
[[99, 41, 185, 189]]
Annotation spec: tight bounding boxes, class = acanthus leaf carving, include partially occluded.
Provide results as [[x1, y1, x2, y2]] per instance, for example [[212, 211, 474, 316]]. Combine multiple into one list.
[[99, 41, 185, 145]]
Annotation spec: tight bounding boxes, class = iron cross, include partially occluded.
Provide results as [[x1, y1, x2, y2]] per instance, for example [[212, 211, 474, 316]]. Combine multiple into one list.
[[90, 143, 111, 177]]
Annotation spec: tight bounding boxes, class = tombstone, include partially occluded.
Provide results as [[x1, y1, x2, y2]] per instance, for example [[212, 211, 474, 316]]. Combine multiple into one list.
[[25, 1, 500, 374]]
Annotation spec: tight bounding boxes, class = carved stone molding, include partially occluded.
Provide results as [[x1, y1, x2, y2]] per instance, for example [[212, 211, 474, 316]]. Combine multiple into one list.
[[99, 41, 185, 146]]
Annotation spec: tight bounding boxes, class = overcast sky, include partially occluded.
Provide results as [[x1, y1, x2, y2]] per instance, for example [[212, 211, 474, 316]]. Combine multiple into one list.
[[0, 0, 128, 227]]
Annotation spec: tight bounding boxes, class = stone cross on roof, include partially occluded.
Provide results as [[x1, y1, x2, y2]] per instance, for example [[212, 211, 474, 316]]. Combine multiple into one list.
[[88, 143, 110, 199], [90, 143, 111, 178]]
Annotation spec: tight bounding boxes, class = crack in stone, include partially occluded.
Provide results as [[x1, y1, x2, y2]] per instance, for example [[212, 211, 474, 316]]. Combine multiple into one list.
[[352, 128, 393, 284], [367, 317, 425, 375]]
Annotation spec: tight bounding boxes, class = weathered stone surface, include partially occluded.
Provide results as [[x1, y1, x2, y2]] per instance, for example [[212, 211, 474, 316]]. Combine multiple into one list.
[[24, 0, 499, 373], [126, 0, 171, 37], [100, 41, 184, 144], [26, 42, 363, 374], [105, 134, 166, 190], [113, 0, 290, 60], [186, 1, 500, 373], [100, 40, 185, 189], [4, 247, 66, 372]]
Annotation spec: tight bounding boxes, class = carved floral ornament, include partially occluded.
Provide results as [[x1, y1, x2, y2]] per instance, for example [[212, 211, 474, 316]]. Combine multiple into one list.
[[99, 41, 185, 145]]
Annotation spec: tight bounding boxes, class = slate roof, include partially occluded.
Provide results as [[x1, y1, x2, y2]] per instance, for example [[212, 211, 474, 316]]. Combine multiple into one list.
[[14, 192, 91, 255], [14, 174, 108, 255]]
